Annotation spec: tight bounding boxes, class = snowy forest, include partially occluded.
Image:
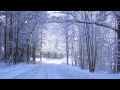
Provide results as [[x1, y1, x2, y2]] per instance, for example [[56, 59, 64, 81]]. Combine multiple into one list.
[[0, 11, 120, 79]]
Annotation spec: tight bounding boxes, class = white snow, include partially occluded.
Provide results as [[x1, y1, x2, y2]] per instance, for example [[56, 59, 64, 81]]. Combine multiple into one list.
[[0, 63, 40, 79], [0, 58, 120, 79]]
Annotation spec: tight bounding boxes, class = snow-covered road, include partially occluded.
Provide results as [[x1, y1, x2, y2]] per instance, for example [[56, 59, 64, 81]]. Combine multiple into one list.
[[12, 62, 91, 79], [0, 58, 120, 79], [13, 63, 61, 79]]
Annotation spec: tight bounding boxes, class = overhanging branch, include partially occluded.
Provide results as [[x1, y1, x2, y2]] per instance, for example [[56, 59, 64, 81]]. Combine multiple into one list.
[[76, 20, 118, 32]]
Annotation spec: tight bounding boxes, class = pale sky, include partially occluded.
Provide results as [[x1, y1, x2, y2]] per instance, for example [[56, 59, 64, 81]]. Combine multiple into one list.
[[47, 11, 64, 17]]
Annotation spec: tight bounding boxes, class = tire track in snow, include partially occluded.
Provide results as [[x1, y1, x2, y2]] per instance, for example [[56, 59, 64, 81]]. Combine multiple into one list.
[[13, 65, 42, 79], [13, 63, 56, 79], [12, 62, 94, 79]]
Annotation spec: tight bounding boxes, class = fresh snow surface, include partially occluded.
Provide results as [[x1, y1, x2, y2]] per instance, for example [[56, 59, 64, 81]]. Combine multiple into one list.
[[0, 58, 120, 79]]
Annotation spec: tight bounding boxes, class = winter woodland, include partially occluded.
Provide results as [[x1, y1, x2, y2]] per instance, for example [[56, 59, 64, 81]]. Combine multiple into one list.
[[0, 11, 120, 79]]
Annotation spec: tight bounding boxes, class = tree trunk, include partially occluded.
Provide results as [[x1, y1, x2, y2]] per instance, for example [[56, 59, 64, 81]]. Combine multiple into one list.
[[4, 11, 7, 64], [117, 18, 120, 72], [32, 45, 36, 62], [9, 14, 13, 66], [27, 44, 30, 63], [40, 29, 43, 61], [66, 29, 69, 65]]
